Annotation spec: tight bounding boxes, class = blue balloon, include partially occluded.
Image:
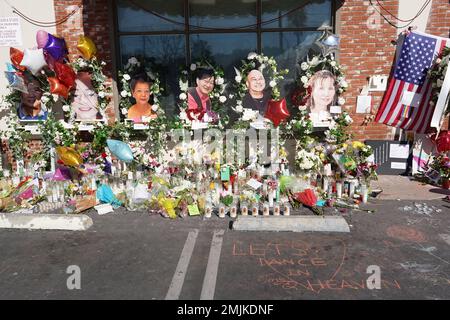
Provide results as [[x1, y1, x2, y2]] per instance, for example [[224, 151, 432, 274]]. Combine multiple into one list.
[[5, 62, 16, 72], [106, 139, 134, 163], [4, 71, 28, 93]]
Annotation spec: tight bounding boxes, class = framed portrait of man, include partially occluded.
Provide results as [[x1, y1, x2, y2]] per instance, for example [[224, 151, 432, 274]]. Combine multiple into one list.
[[17, 78, 48, 122]]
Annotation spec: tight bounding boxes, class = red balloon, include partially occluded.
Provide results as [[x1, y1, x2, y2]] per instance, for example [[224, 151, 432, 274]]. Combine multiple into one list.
[[54, 62, 76, 89], [264, 98, 290, 127], [48, 77, 69, 99], [10, 47, 26, 71], [434, 130, 450, 153]]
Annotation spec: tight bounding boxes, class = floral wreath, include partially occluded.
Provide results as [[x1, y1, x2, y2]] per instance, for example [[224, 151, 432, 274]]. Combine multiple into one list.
[[291, 52, 348, 109], [230, 52, 288, 125], [118, 56, 164, 119], [178, 60, 228, 129], [428, 47, 450, 117], [68, 56, 112, 122]]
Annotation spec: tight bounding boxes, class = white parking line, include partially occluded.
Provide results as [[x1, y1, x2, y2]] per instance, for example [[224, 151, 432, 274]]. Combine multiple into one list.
[[165, 229, 199, 300], [200, 229, 225, 300]]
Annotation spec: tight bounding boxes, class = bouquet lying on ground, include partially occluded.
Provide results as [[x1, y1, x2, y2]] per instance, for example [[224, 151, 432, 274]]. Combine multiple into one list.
[[292, 188, 323, 215]]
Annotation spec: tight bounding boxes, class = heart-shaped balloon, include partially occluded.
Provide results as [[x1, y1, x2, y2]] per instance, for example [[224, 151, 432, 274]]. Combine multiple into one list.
[[264, 98, 290, 127], [77, 35, 97, 60], [48, 77, 69, 99], [54, 62, 76, 89], [56, 146, 83, 167], [106, 139, 134, 163], [10, 47, 26, 71], [36, 30, 49, 49], [20, 48, 47, 75], [44, 33, 68, 61], [433, 130, 450, 153]]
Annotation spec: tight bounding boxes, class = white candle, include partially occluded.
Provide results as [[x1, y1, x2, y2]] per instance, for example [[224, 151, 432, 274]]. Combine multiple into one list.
[[361, 183, 369, 203], [283, 204, 290, 216], [263, 203, 270, 216], [273, 204, 280, 216], [241, 204, 248, 216], [252, 205, 259, 216], [336, 181, 343, 198], [205, 205, 212, 218], [230, 206, 237, 218], [268, 189, 275, 207]]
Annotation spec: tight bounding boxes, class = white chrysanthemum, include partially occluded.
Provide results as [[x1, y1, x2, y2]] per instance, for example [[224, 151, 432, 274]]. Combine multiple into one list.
[[345, 114, 353, 124], [269, 80, 276, 88], [151, 104, 159, 112], [340, 80, 348, 88], [179, 80, 189, 91], [190, 63, 197, 71], [98, 91, 105, 98], [120, 90, 128, 98], [301, 76, 309, 84], [121, 108, 128, 115], [235, 75, 242, 83], [330, 61, 337, 67], [123, 74, 131, 81], [62, 105, 70, 112], [215, 77, 224, 85], [235, 104, 243, 113], [338, 97, 346, 105], [128, 57, 138, 65], [242, 109, 258, 121], [298, 105, 307, 111], [52, 94, 59, 101], [219, 96, 227, 103], [179, 93, 187, 100], [41, 95, 50, 104], [300, 62, 309, 71], [179, 110, 187, 120], [247, 52, 257, 60]]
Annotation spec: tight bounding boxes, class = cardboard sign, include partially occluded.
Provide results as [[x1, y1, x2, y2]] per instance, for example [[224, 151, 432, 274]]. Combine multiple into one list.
[[220, 166, 230, 181]]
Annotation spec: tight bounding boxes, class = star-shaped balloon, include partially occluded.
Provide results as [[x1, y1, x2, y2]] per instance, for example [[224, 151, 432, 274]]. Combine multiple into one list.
[[4, 71, 28, 93], [48, 77, 69, 99], [54, 62, 76, 89], [264, 98, 290, 127], [44, 33, 68, 61], [20, 48, 47, 75], [77, 35, 97, 60], [10, 47, 26, 71]]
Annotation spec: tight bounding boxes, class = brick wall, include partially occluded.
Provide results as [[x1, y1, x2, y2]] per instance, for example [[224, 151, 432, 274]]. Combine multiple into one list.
[[338, 0, 399, 141], [426, 0, 450, 130]]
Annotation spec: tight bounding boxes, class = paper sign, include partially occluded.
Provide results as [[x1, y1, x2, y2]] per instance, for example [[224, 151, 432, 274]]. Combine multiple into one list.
[[191, 121, 208, 130], [329, 106, 342, 114], [390, 162, 407, 170], [220, 166, 230, 181], [188, 204, 200, 216], [0, 17, 22, 46], [356, 96, 372, 113], [389, 143, 409, 159], [133, 123, 149, 130], [247, 178, 262, 190]]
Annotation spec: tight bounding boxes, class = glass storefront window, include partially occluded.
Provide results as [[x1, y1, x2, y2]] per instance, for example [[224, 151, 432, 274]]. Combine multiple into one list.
[[189, 0, 257, 29], [261, 0, 332, 29], [117, 0, 184, 32], [190, 33, 257, 78]]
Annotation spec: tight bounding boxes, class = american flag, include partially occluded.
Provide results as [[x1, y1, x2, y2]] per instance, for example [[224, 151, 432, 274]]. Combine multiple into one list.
[[375, 31, 448, 133]]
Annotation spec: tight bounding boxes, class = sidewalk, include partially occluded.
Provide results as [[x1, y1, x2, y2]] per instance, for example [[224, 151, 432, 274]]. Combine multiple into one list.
[[373, 175, 450, 200]]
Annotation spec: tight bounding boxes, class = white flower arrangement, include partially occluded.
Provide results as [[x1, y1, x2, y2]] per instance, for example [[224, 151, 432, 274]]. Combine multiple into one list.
[[177, 60, 228, 129], [295, 148, 322, 171], [231, 52, 288, 126], [118, 56, 164, 118], [71, 56, 111, 121]]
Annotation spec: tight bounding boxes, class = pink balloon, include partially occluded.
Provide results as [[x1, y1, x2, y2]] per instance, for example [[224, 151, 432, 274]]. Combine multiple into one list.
[[36, 30, 49, 49]]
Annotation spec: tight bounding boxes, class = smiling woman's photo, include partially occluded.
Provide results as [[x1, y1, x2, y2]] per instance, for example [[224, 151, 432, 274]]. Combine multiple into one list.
[[72, 71, 103, 121]]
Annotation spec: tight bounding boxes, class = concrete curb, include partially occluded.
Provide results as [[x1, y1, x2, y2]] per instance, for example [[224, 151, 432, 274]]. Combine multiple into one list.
[[0, 213, 93, 231], [232, 215, 350, 233]]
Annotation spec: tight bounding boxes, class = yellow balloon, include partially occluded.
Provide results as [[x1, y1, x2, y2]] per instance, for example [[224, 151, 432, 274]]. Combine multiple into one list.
[[56, 146, 83, 167], [77, 35, 97, 60]]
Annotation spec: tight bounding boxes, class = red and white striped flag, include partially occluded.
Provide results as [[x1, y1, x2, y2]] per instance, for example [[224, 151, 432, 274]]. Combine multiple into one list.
[[375, 31, 449, 133]]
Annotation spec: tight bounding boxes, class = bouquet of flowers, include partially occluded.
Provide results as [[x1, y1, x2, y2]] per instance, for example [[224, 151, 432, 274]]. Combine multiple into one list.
[[429, 153, 450, 181], [292, 188, 323, 215]]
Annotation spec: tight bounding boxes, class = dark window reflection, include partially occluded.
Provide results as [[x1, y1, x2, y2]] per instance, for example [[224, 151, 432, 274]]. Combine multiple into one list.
[[261, 0, 332, 29], [190, 33, 257, 78], [189, 0, 257, 29], [117, 0, 184, 32]]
